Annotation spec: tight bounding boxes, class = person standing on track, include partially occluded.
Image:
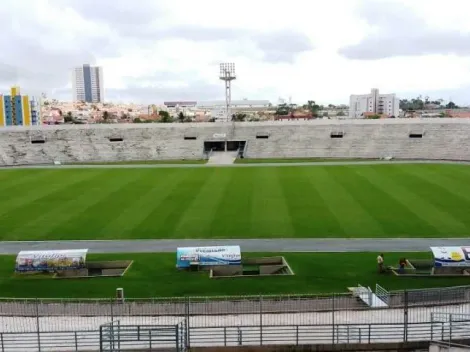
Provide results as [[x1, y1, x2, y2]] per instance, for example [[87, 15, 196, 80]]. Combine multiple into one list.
[[377, 253, 384, 273]]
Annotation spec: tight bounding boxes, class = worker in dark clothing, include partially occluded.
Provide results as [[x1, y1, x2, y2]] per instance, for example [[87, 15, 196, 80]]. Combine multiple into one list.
[[399, 258, 406, 274]]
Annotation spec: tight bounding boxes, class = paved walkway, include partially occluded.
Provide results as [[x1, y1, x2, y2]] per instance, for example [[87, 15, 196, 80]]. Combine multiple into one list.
[[0, 238, 467, 254], [1, 159, 469, 170]]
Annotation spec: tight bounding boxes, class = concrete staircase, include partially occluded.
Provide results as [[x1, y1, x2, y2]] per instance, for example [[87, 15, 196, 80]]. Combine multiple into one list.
[[207, 151, 238, 165]]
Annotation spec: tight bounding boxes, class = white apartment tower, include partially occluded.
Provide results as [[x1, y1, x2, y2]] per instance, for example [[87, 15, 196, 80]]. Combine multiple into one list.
[[72, 64, 104, 103], [349, 88, 399, 118]]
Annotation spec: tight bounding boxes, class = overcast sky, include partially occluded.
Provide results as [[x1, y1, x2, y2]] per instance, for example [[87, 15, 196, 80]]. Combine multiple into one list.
[[2, 0, 470, 105]]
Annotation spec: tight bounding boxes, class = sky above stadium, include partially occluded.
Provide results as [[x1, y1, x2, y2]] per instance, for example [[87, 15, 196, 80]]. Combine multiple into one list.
[[2, 0, 470, 105]]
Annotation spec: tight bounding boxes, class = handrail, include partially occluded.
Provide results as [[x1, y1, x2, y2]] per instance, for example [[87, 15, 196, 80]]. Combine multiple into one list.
[[2, 320, 470, 351]]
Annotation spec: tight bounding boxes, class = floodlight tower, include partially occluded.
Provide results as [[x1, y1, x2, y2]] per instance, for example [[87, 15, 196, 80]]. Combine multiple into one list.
[[219, 63, 236, 121]]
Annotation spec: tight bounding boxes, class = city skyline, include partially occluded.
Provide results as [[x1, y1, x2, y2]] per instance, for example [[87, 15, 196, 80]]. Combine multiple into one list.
[[2, 0, 470, 105]]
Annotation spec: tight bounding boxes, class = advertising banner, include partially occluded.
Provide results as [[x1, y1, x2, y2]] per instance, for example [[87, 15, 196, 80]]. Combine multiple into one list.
[[176, 246, 241, 269], [15, 249, 88, 272], [430, 246, 470, 267]]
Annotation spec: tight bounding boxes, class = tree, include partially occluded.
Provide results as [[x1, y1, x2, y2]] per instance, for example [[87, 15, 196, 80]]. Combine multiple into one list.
[[400, 96, 428, 111], [336, 111, 345, 117], [64, 112, 73, 123], [446, 101, 458, 109], [275, 103, 290, 115], [233, 113, 247, 122], [178, 112, 185, 122], [306, 100, 320, 117], [158, 110, 173, 123]]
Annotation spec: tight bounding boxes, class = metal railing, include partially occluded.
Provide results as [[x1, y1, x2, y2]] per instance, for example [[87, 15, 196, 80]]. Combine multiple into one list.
[[100, 321, 186, 352], [0, 286, 469, 334], [0, 286, 469, 350], [0, 330, 99, 351], [189, 321, 470, 347], [1, 319, 470, 351]]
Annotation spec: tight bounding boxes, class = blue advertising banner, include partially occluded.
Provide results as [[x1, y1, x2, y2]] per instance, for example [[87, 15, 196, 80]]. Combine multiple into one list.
[[176, 246, 241, 268]]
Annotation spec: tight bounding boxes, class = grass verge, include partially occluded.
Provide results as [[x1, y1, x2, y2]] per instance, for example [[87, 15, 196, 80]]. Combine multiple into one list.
[[234, 158, 382, 164], [65, 159, 206, 165], [1, 252, 468, 298]]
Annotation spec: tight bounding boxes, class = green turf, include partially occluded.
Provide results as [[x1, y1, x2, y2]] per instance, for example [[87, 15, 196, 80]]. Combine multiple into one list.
[[235, 158, 380, 163], [1, 252, 468, 298], [0, 163, 470, 240], [66, 159, 206, 165]]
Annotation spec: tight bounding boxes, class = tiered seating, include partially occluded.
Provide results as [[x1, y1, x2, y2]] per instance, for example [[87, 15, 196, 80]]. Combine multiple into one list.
[[1, 118, 470, 166], [238, 118, 470, 160]]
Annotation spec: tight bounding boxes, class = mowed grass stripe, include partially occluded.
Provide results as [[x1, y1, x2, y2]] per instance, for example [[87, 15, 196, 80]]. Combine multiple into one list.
[[98, 169, 182, 238], [310, 168, 386, 237], [278, 167, 345, 237], [172, 169, 233, 238], [43, 170, 150, 239], [328, 166, 439, 236], [355, 166, 466, 235], [0, 169, 57, 192], [209, 168, 255, 238], [3, 170, 111, 240], [433, 164, 470, 178], [1, 164, 470, 240], [249, 168, 295, 237], [393, 167, 470, 231], [0, 171, 104, 239], [0, 170, 90, 216], [407, 165, 470, 203], [136, 168, 212, 238]]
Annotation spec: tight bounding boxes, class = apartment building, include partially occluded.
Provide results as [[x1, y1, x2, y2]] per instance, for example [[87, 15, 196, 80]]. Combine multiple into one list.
[[349, 88, 399, 118], [72, 64, 104, 103], [0, 86, 39, 126]]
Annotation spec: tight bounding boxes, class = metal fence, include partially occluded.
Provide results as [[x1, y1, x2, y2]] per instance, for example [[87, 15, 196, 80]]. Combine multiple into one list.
[[1, 285, 469, 333], [99, 321, 186, 352], [1, 318, 470, 351], [0, 286, 469, 350]]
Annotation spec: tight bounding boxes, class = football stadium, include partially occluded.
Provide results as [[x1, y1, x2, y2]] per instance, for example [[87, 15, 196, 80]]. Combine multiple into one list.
[[1, 118, 470, 351]]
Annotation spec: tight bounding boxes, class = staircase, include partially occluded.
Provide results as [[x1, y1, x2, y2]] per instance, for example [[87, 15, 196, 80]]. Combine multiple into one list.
[[207, 151, 238, 165]]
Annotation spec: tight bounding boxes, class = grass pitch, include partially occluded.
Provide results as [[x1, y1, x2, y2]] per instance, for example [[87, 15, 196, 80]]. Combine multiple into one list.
[[0, 163, 470, 240], [2, 252, 468, 298]]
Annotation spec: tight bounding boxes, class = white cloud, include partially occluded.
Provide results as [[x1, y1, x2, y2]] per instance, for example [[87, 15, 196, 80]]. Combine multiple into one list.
[[1, 0, 470, 105]]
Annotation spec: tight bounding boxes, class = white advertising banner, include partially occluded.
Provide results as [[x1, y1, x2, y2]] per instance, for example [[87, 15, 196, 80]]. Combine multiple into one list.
[[15, 249, 88, 272], [430, 246, 470, 267]]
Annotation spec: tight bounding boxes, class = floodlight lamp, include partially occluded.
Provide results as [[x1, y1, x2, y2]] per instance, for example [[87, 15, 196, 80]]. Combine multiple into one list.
[[219, 63, 236, 78]]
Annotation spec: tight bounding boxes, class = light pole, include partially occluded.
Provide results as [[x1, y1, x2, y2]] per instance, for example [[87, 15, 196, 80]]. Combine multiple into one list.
[[219, 63, 236, 122]]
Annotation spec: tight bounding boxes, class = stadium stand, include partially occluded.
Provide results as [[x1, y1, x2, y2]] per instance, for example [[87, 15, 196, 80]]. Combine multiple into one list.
[[0, 118, 470, 166]]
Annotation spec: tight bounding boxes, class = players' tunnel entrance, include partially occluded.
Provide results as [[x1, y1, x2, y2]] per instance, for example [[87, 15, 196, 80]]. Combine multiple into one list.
[[204, 140, 246, 152]]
